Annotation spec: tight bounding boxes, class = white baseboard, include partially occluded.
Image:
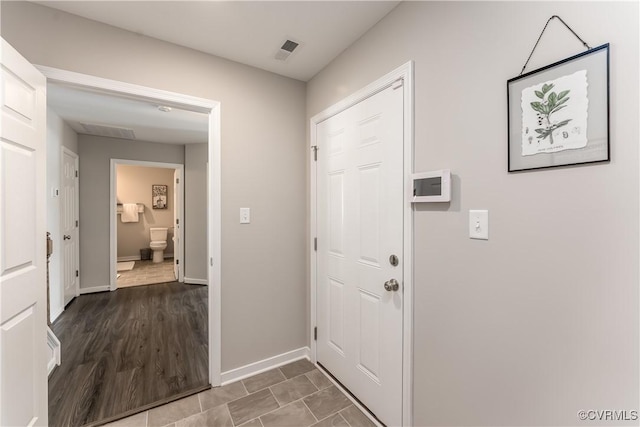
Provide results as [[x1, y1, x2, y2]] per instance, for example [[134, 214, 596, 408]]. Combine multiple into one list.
[[47, 327, 61, 377], [117, 255, 140, 262], [50, 306, 63, 323], [79, 285, 110, 294], [221, 347, 311, 385], [184, 277, 207, 285], [117, 253, 174, 262]]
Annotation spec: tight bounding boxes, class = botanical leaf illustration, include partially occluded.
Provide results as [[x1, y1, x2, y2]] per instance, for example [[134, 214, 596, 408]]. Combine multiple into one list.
[[529, 83, 572, 145]]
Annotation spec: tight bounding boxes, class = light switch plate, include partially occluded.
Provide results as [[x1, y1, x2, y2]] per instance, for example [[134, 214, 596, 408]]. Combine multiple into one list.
[[240, 208, 250, 224], [469, 210, 488, 240]]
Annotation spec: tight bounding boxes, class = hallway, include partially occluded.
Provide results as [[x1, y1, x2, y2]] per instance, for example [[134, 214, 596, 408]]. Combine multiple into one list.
[[48, 282, 208, 426]]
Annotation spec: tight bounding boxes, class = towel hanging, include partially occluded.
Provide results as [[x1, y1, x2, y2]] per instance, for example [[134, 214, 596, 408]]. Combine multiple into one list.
[[121, 203, 139, 223]]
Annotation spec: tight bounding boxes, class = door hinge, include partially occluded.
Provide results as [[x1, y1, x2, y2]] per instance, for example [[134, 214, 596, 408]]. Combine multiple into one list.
[[392, 78, 404, 90], [176, 178, 179, 184], [75, 220, 79, 227], [313, 237, 317, 251], [75, 170, 78, 178], [314, 327, 317, 341], [210, 258, 213, 267], [311, 145, 318, 161], [176, 218, 179, 225], [75, 270, 79, 277]]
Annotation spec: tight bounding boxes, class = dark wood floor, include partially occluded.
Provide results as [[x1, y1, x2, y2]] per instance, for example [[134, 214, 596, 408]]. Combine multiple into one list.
[[48, 282, 208, 427]]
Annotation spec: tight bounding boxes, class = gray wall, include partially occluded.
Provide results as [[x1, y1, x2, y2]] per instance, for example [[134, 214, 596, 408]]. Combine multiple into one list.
[[116, 164, 176, 259], [307, 2, 638, 426], [46, 107, 78, 320], [184, 143, 208, 283], [2, 1, 307, 371], [78, 136, 184, 288]]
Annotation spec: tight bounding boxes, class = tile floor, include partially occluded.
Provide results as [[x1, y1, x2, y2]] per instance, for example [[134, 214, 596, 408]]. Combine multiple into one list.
[[117, 259, 176, 288], [102, 359, 377, 427]]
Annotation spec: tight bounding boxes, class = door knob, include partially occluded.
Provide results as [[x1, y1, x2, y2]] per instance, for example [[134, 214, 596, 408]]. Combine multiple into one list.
[[384, 278, 399, 292], [63, 235, 71, 240]]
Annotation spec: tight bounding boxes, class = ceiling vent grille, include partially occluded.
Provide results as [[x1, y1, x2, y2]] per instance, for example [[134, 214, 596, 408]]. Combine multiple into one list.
[[275, 39, 300, 61], [281, 40, 299, 53], [79, 123, 136, 140]]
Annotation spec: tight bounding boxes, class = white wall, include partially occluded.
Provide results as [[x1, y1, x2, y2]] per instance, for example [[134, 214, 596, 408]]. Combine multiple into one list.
[[116, 164, 176, 260], [184, 143, 208, 283], [307, 2, 639, 425], [46, 107, 78, 321], [1, 1, 307, 371]]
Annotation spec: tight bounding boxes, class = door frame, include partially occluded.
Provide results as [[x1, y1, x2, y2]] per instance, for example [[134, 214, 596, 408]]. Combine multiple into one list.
[[309, 61, 414, 426], [110, 159, 185, 288], [36, 65, 223, 386], [61, 146, 80, 300]]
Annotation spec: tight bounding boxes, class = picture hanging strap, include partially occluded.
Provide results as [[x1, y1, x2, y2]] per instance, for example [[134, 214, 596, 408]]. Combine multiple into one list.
[[520, 15, 591, 76]]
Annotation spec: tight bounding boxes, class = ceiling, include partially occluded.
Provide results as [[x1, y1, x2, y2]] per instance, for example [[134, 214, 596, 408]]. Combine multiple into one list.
[[48, 83, 209, 144], [36, 1, 400, 82], [42, 1, 399, 144]]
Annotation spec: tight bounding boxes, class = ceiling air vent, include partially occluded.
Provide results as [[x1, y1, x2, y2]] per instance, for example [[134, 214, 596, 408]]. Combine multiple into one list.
[[79, 123, 136, 140], [275, 39, 300, 61]]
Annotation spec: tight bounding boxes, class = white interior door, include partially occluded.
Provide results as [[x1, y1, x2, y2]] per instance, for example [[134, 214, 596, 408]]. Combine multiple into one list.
[[316, 84, 404, 426], [61, 149, 78, 305], [0, 38, 48, 426]]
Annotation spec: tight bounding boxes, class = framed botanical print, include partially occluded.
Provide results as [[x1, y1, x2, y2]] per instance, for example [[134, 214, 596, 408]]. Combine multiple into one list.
[[507, 44, 609, 172]]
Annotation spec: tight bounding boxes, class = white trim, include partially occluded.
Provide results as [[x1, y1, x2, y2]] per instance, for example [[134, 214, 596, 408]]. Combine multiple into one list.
[[116, 253, 174, 262], [184, 277, 207, 285], [36, 65, 214, 113], [117, 255, 141, 262], [79, 285, 110, 294], [50, 306, 64, 323], [401, 62, 415, 427], [47, 327, 61, 376], [110, 159, 184, 292], [221, 347, 311, 385], [208, 104, 222, 386], [173, 168, 184, 282], [35, 68, 222, 386], [309, 61, 414, 427]]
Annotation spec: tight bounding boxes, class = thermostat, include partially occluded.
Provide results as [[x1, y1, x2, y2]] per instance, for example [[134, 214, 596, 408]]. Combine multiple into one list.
[[411, 169, 451, 202]]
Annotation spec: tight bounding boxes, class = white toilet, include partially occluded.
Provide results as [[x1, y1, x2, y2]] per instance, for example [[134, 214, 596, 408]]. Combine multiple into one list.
[[149, 227, 168, 263]]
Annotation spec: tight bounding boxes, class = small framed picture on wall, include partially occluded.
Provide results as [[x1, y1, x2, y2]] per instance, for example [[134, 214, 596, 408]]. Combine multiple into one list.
[[507, 44, 609, 172], [152, 184, 168, 209]]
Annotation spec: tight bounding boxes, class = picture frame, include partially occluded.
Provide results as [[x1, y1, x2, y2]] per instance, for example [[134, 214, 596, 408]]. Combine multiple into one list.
[[152, 184, 168, 209], [507, 43, 609, 172]]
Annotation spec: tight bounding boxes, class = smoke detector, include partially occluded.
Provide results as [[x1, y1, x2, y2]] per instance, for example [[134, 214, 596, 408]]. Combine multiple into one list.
[[275, 39, 300, 61]]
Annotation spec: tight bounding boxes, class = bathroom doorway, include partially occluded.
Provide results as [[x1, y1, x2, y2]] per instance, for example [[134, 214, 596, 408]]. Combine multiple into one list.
[[112, 160, 184, 289]]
